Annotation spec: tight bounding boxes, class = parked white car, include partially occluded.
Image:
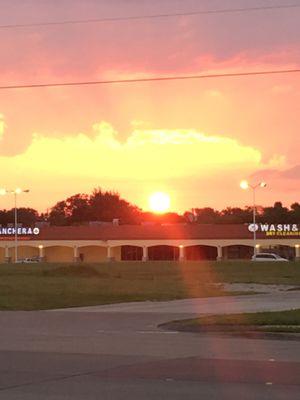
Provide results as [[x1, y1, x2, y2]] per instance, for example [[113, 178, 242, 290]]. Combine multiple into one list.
[[17, 257, 41, 263], [251, 253, 289, 262]]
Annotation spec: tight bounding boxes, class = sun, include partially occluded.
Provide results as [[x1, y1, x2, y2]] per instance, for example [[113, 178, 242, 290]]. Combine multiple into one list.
[[149, 192, 171, 213]]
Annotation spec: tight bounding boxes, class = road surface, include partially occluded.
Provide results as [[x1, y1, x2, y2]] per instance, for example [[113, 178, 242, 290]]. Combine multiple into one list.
[[0, 291, 299, 399]]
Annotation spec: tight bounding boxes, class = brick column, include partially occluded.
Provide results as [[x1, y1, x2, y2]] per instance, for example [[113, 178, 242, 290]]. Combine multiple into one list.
[[4, 246, 11, 263], [107, 246, 114, 262], [295, 245, 300, 261], [73, 246, 79, 263], [217, 246, 223, 261], [142, 246, 148, 262], [38, 245, 45, 262], [179, 246, 185, 262]]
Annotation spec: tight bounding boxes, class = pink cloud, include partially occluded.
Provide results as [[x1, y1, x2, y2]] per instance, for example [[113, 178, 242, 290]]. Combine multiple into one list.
[[0, 0, 300, 84], [252, 165, 300, 181]]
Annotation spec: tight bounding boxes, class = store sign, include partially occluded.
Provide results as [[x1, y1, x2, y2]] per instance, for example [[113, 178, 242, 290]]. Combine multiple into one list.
[[248, 223, 300, 236], [0, 227, 40, 236]]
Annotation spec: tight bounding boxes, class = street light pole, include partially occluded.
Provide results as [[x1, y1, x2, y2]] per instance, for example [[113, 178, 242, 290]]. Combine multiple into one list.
[[240, 180, 266, 256], [14, 191, 18, 263], [0, 188, 30, 263], [252, 186, 257, 255]]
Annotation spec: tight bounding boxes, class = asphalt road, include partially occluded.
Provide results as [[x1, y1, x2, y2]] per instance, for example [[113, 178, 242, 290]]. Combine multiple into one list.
[[0, 291, 299, 399]]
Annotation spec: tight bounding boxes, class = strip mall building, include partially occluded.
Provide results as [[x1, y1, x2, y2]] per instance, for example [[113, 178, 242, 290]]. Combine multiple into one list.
[[0, 223, 300, 262]]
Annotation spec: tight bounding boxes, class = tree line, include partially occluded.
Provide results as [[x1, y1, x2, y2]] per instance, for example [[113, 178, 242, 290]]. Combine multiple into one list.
[[185, 202, 300, 224], [0, 188, 299, 226]]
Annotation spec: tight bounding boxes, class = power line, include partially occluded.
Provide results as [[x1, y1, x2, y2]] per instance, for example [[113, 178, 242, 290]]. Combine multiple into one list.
[[1, 3, 300, 29], [0, 68, 299, 91]]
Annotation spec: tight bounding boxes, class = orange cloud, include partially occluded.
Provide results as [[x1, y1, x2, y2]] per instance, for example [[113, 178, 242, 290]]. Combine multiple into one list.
[[4, 122, 263, 179], [0, 120, 285, 211]]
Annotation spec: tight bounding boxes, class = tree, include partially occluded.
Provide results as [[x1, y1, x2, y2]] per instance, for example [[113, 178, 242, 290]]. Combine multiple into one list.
[[48, 200, 69, 226], [48, 188, 142, 225], [66, 194, 90, 224], [48, 194, 90, 225], [219, 207, 253, 224], [262, 202, 290, 223], [290, 203, 300, 221], [89, 188, 141, 224], [142, 211, 184, 225], [190, 207, 220, 224], [0, 208, 39, 225]]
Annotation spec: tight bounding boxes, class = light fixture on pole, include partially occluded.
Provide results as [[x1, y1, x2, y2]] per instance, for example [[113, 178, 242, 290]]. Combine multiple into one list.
[[0, 188, 30, 263], [240, 180, 266, 256]]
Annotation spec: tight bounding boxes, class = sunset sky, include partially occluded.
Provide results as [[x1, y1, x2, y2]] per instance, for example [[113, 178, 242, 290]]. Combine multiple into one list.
[[0, 0, 300, 213]]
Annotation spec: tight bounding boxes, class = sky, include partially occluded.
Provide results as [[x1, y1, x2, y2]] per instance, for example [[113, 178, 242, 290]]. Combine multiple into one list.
[[0, 0, 300, 213]]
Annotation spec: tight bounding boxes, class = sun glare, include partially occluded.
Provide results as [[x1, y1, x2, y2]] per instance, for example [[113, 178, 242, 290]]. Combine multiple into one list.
[[149, 192, 170, 213]]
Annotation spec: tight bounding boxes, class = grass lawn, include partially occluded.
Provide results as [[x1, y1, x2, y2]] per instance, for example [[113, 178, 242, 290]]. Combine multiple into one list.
[[161, 309, 300, 333], [0, 260, 299, 310]]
